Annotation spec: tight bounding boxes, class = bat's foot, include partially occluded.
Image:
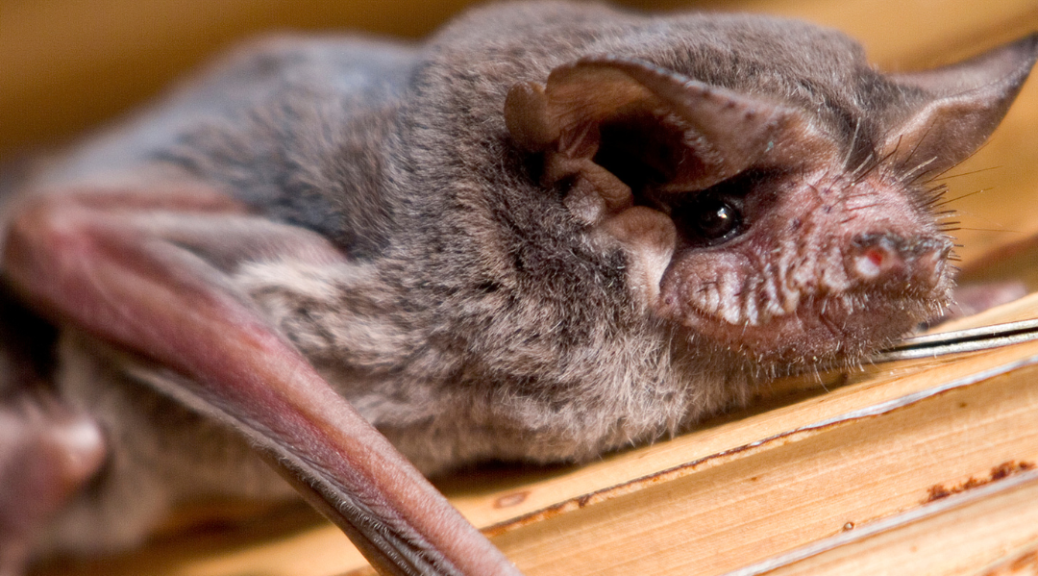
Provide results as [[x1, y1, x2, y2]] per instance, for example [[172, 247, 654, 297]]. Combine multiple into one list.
[[0, 392, 107, 576]]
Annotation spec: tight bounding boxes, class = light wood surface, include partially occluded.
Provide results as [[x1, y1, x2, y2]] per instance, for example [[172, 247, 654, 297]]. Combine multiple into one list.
[[724, 469, 1038, 576]]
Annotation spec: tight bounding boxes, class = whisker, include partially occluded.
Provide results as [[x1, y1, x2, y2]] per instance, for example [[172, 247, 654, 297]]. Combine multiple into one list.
[[903, 156, 939, 185], [920, 140, 995, 183], [843, 118, 862, 170], [849, 151, 876, 181], [949, 227, 1018, 233], [931, 187, 991, 208], [930, 166, 1002, 181], [913, 184, 949, 213], [855, 147, 899, 184], [895, 119, 937, 173], [848, 201, 882, 211], [917, 183, 948, 202]]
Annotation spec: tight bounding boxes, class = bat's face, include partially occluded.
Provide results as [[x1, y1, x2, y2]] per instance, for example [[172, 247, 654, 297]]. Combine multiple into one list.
[[504, 33, 1038, 371], [654, 164, 954, 365]]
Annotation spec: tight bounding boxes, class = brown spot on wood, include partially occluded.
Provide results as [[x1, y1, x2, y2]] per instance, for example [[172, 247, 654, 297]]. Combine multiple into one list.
[[992, 460, 1034, 480], [924, 460, 1036, 503], [494, 491, 529, 509], [926, 484, 952, 501], [842, 521, 854, 531], [482, 498, 573, 538], [577, 494, 593, 507]]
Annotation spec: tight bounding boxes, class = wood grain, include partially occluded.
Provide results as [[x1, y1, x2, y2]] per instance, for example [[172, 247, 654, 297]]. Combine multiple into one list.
[[723, 470, 1038, 576]]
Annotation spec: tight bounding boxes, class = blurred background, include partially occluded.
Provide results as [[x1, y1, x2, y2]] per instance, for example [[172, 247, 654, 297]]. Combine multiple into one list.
[[2, 0, 1035, 155]]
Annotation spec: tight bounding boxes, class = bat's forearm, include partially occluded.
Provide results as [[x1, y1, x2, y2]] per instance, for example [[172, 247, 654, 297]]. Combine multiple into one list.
[[2, 187, 519, 576]]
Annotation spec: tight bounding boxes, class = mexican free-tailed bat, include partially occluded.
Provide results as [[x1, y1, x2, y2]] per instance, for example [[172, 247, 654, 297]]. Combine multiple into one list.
[[1, 2, 1036, 574]]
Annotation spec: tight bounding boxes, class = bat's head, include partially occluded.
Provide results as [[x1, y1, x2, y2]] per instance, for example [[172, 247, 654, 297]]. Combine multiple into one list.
[[505, 33, 1038, 368]]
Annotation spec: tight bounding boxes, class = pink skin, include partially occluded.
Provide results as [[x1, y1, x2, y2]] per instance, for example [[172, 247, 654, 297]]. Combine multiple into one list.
[[657, 170, 953, 364], [2, 187, 520, 576], [0, 393, 107, 576]]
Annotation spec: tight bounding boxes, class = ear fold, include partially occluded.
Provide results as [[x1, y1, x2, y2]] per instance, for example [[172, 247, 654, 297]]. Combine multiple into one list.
[[505, 56, 834, 196], [881, 33, 1038, 179]]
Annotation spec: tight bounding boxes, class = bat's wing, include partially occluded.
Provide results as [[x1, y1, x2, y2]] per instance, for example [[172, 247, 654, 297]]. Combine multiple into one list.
[[1, 184, 520, 576]]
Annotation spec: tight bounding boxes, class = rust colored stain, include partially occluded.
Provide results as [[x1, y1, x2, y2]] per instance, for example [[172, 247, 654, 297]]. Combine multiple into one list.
[[924, 460, 1036, 503], [481, 461, 694, 537]]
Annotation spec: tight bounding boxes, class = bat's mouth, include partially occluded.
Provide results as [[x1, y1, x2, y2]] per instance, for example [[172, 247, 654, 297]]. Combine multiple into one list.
[[672, 289, 950, 365], [655, 236, 955, 366]]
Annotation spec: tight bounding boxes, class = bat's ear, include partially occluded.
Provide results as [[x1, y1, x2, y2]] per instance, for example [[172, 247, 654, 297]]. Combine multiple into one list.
[[880, 33, 1038, 179], [504, 56, 833, 209]]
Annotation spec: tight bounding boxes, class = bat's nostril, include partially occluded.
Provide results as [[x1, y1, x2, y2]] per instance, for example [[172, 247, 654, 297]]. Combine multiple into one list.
[[850, 233, 905, 281], [854, 245, 897, 279], [864, 247, 886, 267], [848, 233, 950, 288]]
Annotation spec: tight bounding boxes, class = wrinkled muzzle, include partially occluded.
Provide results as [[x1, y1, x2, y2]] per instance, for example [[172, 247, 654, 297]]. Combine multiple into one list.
[[657, 172, 955, 365]]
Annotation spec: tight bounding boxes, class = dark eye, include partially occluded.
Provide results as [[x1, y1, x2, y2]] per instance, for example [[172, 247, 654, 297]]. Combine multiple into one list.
[[645, 169, 771, 245], [694, 197, 742, 241], [666, 193, 744, 244]]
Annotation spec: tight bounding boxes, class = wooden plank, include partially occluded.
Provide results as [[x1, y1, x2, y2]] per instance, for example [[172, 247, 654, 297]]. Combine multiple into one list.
[[489, 360, 1038, 575], [721, 469, 1038, 576]]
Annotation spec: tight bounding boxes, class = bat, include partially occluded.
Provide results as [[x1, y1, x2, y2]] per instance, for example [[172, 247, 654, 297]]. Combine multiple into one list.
[[1, 2, 1036, 574]]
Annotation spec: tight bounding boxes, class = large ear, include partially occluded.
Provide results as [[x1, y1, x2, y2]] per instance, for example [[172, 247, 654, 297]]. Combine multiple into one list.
[[881, 33, 1038, 179], [505, 56, 834, 201]]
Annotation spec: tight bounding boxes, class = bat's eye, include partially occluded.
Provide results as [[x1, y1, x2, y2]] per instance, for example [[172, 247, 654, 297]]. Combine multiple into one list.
[[694, 197, 742, 241], [655, 168, 768, 245], [666, 192, 745, 244]]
